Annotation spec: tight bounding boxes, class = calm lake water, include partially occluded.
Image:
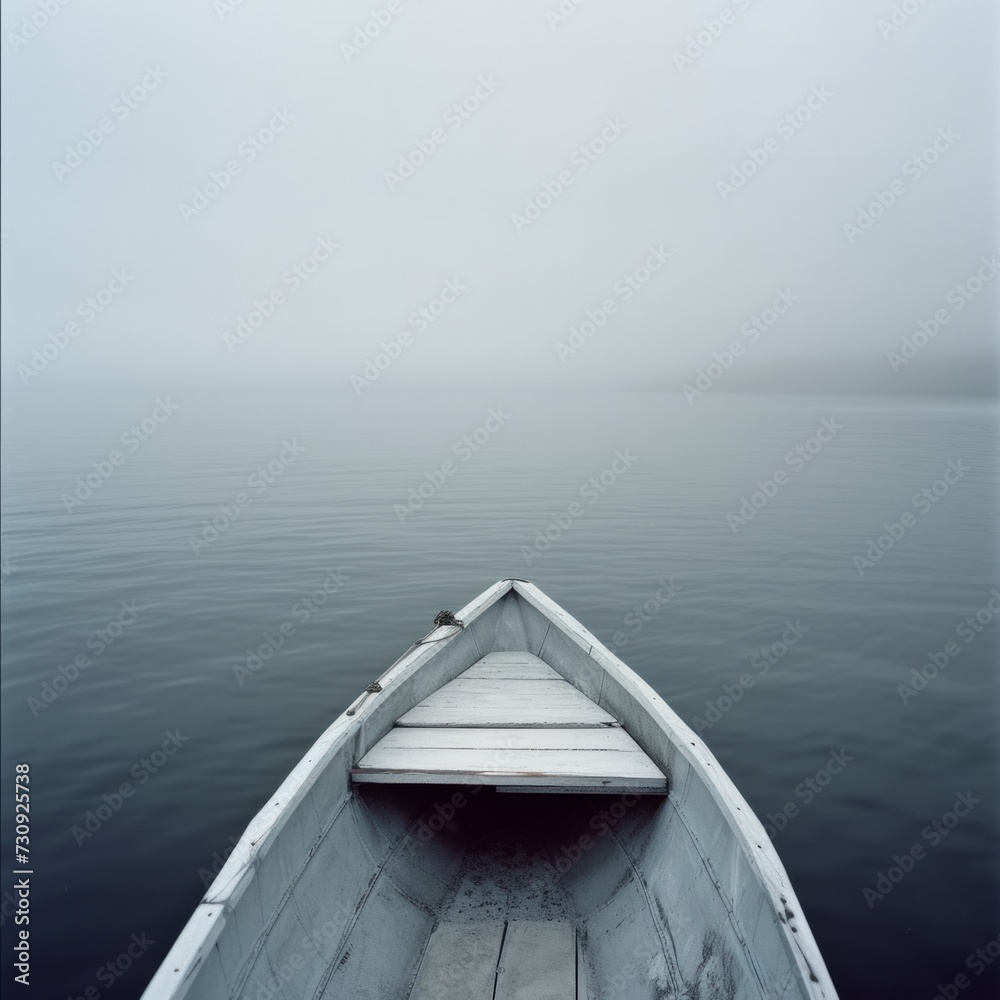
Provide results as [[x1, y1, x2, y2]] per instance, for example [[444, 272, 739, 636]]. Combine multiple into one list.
[[1, 387, 997, 1000]]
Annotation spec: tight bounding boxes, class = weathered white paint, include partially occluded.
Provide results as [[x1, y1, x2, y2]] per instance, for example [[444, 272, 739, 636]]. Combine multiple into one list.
[[353, 748, 667, 787], [140, 579, 839, 1000], [460, 652, 562, 680], [356, 725, 645, 752], [355, 661, 667, 789]]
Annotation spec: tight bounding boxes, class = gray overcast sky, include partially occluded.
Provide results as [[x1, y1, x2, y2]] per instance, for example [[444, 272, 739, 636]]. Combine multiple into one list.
[[1, 0, 996, 395]]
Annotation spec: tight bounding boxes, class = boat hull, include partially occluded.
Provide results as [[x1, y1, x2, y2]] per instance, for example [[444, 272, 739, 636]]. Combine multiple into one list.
[[141, 580, 837, 999]]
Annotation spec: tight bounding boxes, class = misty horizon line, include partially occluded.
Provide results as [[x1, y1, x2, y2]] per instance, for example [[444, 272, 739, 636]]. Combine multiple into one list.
[[2, 379, 996, 399]]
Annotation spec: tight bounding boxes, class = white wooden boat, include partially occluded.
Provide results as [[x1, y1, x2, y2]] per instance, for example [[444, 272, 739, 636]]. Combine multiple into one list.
[[142, 579, 837, 999]]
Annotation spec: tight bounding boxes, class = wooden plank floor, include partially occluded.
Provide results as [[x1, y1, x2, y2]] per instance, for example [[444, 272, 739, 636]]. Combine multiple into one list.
[[396, 678, 617, 728], [459, 653, 563, 680], [408, 922, 506, 1000], [495, 922, 576, 1000], [409, 921, 576, 1000], [354, 653, 667, 792]]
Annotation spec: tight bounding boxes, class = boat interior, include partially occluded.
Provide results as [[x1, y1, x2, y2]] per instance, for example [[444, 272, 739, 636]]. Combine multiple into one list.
[[320, 648, 689, 998], [339, 782, 690, 1000], [159, 583, 825, 1000], [301, 648, 745, 998]]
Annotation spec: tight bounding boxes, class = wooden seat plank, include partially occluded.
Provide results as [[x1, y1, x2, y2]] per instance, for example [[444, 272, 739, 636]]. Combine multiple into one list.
[[353, 747, 666, 787], [361, 727, 643, 752], [357, 654, 670, 792]]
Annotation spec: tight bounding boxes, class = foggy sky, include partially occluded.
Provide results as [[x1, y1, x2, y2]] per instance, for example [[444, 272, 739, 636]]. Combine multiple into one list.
[[1, 0, 996, 395]]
